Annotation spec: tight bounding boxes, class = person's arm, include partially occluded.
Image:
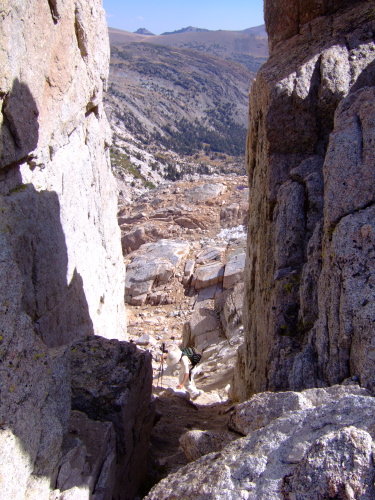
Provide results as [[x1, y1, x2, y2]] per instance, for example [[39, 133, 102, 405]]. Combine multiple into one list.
[[177, 372, 189, 389], [177, 355, 190, 389]]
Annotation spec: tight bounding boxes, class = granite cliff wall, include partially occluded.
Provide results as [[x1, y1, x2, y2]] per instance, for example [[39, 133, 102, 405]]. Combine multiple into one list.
[[0, 0, 126, 346], [236, 0, 375, 399], [0, 2, 154, 499]]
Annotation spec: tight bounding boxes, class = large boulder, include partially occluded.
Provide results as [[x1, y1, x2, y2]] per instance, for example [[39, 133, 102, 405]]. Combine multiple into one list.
[[191, 262, 225, 290], [125, 239, 190, 305], [229, 384, 370, 436], [179, 430, 238, 462], [121, 224, 169, 254], [183, 299, 223, 350], [54, 411, 117, 499], [282, 426, 375, 499], [223, 251, 245, 290], [145, 393, 375, 499], [69, 336, 154, 500], [185, 183, 226, 204]]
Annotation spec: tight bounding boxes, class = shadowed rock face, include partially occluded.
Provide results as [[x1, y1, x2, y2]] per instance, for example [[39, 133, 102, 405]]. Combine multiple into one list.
[[264, 0, 365, 50], [0, 79, 39, 167], [69, 337, 154, 500], [236, 1, 375, 400]]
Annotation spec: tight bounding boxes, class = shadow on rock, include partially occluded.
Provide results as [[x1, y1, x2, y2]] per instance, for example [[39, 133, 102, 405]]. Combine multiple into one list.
[[0, 78, 39, 169]]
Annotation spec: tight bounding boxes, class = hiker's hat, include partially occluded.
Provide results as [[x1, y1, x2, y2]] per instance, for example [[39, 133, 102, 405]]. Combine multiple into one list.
[[166, 345, 181, 366]]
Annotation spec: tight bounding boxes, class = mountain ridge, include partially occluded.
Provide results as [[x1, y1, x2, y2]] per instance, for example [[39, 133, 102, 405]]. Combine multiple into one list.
[[108, 24, 268, 74], [105, 41, 254, 193], [161, 26, 210, 35], [105, 23, 268, 193]]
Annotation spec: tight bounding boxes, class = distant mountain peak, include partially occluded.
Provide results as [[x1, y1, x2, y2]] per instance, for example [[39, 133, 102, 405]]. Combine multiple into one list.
[[161, 26, 210, 36], [134, 28, 155, 36]]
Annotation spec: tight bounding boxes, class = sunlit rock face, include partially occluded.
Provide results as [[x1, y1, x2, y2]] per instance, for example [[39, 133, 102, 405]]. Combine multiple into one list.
[[0, 0, 126, 345], [0, 1, 128, 498], [236, 1, 375, 400], [145, 389, 375, 499]]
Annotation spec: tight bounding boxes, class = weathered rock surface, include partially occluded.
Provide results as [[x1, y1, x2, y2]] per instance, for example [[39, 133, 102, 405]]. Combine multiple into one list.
[[0, 0, 126, 344], [145, 393, 375, 499], [191, 262, 225, 290], [179, 429, 239, 462], [238, 0, 375, 399], [217, 282, 244, 340], [264, 0, 364, 50], [121, 224, 169, 254], [223, 251, 245, 290], [146, 395, 235, 492], [220, 201, 248, 228], [185, 183, 227, 203], [0, 243, 71, 498], [183, 298, 223, 350], [125, 239, 190, 305], [229, 384, 370, 436], [69, 336, 154, 500], [196, 245, 226, 264], [55, 411, 116, 499], [282, 426, 375, 500]]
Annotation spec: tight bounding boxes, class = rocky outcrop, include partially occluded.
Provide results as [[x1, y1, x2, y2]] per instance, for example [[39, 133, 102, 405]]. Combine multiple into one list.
[[237, 1, 375, 399], [54, 410, 117, 499], [179, 429, 238, 462], [264, 0, 364, 50], [228, 383, 370, 436], [125, 239, 190, 305], [0, 1, 134, 498], [145, 387, 375, 499], [183, 297, 223, 350], [69, 337, 154, 499]]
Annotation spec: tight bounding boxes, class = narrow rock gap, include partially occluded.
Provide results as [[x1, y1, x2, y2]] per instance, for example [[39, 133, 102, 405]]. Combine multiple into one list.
[[121, 177, 248, 497], [47, 0, 60, 24]]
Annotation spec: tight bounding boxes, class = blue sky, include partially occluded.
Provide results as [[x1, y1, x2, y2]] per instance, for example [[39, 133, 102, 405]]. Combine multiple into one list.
[[102, 0, 264, 35]]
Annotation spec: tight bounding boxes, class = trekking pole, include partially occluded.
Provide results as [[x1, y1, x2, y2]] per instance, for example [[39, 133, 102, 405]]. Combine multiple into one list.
[[157, 361, 161, 387], [156, 357, 164, 388], [158, 342, 166, 389]]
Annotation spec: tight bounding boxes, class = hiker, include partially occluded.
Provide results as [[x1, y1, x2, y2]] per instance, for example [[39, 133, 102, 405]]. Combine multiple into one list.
[[162, 344, 202, 398]]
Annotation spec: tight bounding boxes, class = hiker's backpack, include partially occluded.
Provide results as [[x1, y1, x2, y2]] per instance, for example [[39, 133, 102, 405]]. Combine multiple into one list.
[[180, 347, 202, 367]]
